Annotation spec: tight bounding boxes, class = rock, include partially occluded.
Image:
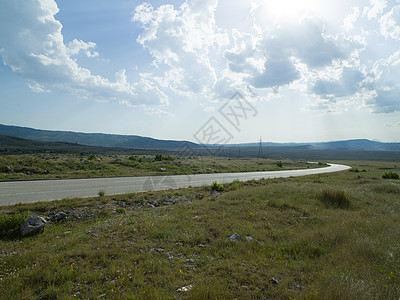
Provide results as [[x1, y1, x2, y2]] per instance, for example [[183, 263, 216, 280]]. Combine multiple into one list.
[[115, 201, 127, 208], [5, 166, 15, 173], [210, 191, 221, 197], [160, 168, 166, 171], [290, 283, 303, 291], [227, 233, 240, 242], [245, 235, 253, 241], [270, 277, 279, 285], [186, 258, 195, 264], [20, 216, 46, 237], [54, 212, 67, 222], [177, 284, 193, 292]]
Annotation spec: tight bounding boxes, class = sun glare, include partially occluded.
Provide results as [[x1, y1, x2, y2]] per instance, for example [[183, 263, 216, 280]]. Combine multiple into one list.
[[264, 0, 322, 20]]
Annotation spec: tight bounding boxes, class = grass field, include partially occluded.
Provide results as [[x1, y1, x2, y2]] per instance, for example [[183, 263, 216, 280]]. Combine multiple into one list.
[[0, 154, 318, 181], [0, 160, 399, 298]]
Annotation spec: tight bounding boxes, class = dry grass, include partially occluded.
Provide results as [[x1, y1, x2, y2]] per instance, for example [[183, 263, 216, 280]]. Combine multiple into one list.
[[0, 160, 399, 298]]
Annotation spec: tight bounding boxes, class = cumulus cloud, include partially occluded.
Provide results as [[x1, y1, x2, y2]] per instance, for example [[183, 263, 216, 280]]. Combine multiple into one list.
[[245, 17, 363, 89], [67, 39, 99, 58], [343, 7, 360, 31], [367, 88, 400, 113], [0, 0, 167, 108], [366, 50, 400, 113], [380, 5, 400, 39], [131, 0, 369, 106], [2, 0, 397, 116], [132, 1, 224, 97], [310, 67, 365, 98], [250, 57, 301, 88], [363, 0, 387, 20]]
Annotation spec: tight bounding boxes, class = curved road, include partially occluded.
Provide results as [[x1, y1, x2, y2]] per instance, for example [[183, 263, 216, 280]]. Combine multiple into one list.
[[0, 163, 350, 206]]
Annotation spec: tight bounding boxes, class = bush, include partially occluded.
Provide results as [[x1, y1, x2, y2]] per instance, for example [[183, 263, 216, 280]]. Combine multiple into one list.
[[211, 181, 224, 192], [0, 211, 29, 236], [276, 161, 283, 168], [229, 180, 241, 191], [154, 154, 174, 161], [116, 208, 127, 214], [98, 190, 105, 197], [319, 189, 350, 209], [382, 172, 399, 180], [128, 155, 137, 161]]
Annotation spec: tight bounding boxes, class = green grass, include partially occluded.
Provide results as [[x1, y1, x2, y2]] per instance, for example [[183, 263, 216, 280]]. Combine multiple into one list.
[[0, 211, 29, 237], [0, 160, 399, 298], [0, 154, 319, 181]]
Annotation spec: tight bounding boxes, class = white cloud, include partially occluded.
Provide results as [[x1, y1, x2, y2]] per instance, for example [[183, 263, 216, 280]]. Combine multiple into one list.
[[133, 1, 223, 97], [0, 0, 167, 110], [310, 67, 365, 98], [367, 50, 400, 113], [363, 0, 387, 20], [132, 1, 369, 108], [380, 5, 400, 39], [2, 0, 396, 117], [27, 81, 50, 93], [67, 39, 99, 58], [343, 7, 360, 31]]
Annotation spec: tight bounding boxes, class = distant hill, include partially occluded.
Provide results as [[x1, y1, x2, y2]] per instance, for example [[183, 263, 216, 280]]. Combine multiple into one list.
[[227, 139, 400, 151], [0, 135, 174, 155], [0, 124, 198, 150]]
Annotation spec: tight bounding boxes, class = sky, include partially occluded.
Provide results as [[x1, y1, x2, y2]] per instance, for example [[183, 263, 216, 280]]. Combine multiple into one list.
[[1, 0, 400, 144]]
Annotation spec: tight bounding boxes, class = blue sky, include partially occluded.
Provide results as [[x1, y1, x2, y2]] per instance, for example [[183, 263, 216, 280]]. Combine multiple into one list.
[[1, 0, 400, 143]]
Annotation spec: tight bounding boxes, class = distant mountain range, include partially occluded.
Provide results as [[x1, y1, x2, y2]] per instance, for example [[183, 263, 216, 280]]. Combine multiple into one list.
[[1, 123, 400, 151], [0, 124, 197, 150], [229, 139, 400, 151]]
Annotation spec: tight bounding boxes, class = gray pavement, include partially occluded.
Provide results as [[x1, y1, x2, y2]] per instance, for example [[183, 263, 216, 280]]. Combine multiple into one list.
[[0, 163, 350, 206]]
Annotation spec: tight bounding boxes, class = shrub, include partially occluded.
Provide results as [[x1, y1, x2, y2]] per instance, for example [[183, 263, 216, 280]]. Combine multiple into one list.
[[382, 172, 399, 180], [276, 161, 283, 168], [98, 190, 105, 197], [229, 180, 241, 191], [211, 181, 224, 192], [128, 155, 137, 161], [154, 154, 174, 161], [0, 211, 29, 236], [88, 154, 97, 161], [319, 189, 350, 209], [116, 208, 126, 214]]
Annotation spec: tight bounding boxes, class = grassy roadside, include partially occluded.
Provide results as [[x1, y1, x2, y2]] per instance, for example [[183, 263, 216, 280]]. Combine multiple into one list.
[[0, 160, 399, 298], [0, 154, 321, 181]]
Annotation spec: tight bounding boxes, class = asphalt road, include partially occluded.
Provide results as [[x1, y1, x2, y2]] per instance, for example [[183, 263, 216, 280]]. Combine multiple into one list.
[[0, 163, 351, 206]]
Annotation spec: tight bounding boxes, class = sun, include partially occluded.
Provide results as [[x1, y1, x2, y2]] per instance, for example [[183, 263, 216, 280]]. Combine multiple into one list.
[[262, 0, 322, 20]]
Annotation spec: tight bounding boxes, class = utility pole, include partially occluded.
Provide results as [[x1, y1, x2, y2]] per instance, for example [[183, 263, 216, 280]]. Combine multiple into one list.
[[258, 137, 263, 158]]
